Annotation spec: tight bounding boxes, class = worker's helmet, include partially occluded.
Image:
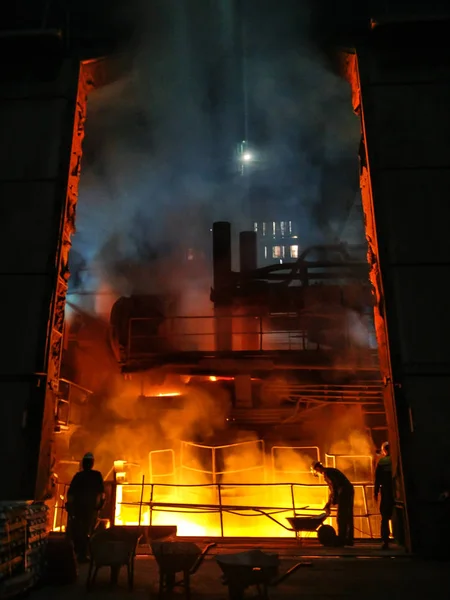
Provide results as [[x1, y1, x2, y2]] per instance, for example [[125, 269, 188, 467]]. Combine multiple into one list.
[[82, 452, 95, 470], [381, 441, 390, 454], [311, 461, 324, 477]]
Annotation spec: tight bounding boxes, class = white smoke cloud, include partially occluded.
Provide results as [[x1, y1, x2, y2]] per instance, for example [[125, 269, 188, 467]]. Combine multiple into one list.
[[70, 0, 361, 308]]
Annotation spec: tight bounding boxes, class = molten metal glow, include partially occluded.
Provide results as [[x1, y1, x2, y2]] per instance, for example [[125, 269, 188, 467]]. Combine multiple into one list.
[[113, 482, 329, 537], [112, 444, 377, 538], [156, 392, 182, 397]]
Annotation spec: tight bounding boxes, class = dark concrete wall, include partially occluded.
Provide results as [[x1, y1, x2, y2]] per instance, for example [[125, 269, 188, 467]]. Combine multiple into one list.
[[357, 21, 450, 555], [0, 56, 81, 500]]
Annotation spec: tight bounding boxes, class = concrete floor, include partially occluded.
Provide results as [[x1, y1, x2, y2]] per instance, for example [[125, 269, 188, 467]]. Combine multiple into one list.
[[31, 539, 449, 599]]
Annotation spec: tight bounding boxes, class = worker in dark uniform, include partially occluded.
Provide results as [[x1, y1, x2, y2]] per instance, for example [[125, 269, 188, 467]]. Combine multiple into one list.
[[66, 452, 105, 562], [312, 461, 354, 546], [374, 441, 394, 550]]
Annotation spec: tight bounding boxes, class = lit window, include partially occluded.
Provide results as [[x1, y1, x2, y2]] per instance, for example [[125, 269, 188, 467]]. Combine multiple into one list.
[[272, 221, 276, 236], [290, 245, 299, 259], [264, 246, 268, 259], [272, 246, 286, 259], [253, 222, 258, 233], [262, 222, 266, 237], [280, 221, 287, 237], [288, 221, 292, 234]]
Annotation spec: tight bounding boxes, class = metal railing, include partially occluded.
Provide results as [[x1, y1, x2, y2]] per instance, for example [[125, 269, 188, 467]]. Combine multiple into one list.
[[51, 479, 381, 540], [265, 383, 383, 403], [325, 454, 374, 483], [179, 440, 266, 485], [149, 449, 177, 484], [112, 481, 380, 540], [126, 315, 378, 360], [56, 379, 93, 428], [271, 446, 320, 484]]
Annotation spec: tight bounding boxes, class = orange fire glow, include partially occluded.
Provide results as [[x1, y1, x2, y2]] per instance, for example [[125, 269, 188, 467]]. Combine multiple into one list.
[[111, 441, 379, 539]]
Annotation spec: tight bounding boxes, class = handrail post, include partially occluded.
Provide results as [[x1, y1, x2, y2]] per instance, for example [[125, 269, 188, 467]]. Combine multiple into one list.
[[363, 485, 373, 539], [290, 484, 296, 515], [218, 483, 224, 538], [111, 474, 117, 527], [212, 448, 216, 485], [149, 484, 154, 527], [138, 475, 145, 526], [290, 484, 296, 540], [259, 316, 263, 350], [59, 484, 65, 531]]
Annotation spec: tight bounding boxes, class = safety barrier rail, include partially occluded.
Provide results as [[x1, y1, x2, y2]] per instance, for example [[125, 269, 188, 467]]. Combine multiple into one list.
[[51, 480, 381, 540], [111, 481, 380, 540], [179, 440, 266, 485], [149, 449, 177, 484], [325, 454, 374, 483], [56, 379, 93, 429], [265, 383, 384, 403], [126, 315, 378, 359], [271, 446, 320, 484]]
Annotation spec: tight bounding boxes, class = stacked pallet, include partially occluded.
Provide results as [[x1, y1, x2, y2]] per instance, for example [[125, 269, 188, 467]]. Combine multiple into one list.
[[0, 502, 49, 598], [0, 503, 31, 598], [25, 504, 48, 587]]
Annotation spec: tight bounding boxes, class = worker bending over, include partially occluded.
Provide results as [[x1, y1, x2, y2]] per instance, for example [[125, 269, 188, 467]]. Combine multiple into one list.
[[66, 452, 105, 562], [374, 441, 394, 550], [312, 461, 354, 547]]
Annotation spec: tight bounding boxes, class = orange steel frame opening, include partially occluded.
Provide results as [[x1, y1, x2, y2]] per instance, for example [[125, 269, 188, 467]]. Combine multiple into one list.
[[50, 53, 408, 546]]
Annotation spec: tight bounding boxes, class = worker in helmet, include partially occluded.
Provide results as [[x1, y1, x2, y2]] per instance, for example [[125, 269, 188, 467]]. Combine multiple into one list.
[[66, 452, 105, 562], [374, 441, 394, 549], [312, 461, 354, 546]]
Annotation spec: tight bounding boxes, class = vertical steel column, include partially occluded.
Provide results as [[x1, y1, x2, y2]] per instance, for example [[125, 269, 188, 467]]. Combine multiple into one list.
[[213, 222, 233, 351], [239, 231, 257, 272]]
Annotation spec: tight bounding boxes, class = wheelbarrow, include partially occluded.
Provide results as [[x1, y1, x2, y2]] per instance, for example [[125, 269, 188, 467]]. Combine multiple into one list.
[[151, 540, 216, 599], [217, 549, 305, 600], [86, 526, 142, 591], [256, 507, 337, 547]]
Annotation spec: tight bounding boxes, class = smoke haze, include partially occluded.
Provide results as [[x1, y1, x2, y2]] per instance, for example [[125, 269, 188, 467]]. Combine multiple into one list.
[[70, 0, 361, 312]]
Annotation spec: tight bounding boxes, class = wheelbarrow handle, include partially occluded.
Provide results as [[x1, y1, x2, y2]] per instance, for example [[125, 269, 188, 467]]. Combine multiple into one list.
[[190, 542, 217, 575], [270, 562, 310, 587]]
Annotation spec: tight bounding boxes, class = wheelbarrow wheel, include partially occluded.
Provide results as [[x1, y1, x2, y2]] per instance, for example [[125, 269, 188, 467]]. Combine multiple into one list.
[[317, 524, 337, 547]]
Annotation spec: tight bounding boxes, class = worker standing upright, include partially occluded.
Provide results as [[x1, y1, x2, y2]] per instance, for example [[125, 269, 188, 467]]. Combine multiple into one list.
[[312, 461, 354, 547], [66, 452, 105, 562], [374, 441, 394, 549]]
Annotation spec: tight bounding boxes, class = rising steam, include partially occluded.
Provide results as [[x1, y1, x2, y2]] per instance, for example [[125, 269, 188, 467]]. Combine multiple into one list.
[[70, 0, 361, 314]]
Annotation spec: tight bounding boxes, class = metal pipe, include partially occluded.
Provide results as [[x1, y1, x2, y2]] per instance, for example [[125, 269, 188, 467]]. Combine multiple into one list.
[[239, 231, 257, 272], [212, 222, 232, 297]]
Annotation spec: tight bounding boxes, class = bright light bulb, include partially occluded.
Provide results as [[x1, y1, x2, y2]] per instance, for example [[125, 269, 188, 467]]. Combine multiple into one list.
[[241, 152, 253, 162]]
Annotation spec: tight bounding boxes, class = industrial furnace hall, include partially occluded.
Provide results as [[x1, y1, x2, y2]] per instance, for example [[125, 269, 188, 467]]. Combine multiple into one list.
[[1, 0, 450, 597]]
